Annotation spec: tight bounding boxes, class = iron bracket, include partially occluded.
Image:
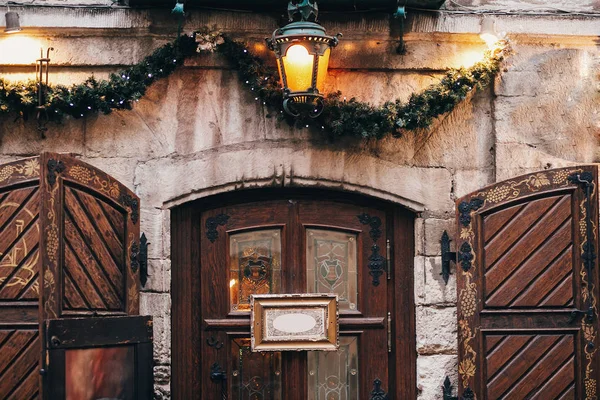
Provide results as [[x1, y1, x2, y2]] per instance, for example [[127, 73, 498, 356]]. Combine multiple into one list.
[[139, 233, 149, 287], [440, 230, 456, 285], [393, 6, 407, 54]]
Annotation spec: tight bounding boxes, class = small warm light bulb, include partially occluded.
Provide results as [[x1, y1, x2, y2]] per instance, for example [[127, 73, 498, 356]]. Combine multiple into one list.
[[282, 44, 314, 92], [229, 279, 236, 288], [286, 44, 311, 64]]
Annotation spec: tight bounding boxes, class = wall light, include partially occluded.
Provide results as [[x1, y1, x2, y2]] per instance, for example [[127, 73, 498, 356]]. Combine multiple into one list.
[[266, 0, 341, 118], [4, 11, 21, 33], [479, 17, 498, 48]]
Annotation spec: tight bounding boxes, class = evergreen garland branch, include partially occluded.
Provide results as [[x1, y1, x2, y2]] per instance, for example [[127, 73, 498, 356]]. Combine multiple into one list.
[[0, 30, 510, 140]]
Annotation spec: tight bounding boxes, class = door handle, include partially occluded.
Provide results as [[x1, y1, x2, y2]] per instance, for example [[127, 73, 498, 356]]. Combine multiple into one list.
[[210, 362, 227, 400]]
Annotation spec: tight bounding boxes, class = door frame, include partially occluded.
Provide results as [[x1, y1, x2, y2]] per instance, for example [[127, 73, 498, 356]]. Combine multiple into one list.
[[170, 188, 416, 399]]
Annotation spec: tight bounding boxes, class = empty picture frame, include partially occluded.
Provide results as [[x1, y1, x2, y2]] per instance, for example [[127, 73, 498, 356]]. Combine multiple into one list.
[[251, 294, 339, 352]]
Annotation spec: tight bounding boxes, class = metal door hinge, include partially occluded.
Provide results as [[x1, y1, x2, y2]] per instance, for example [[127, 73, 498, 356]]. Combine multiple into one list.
[[387, 312, 392, 353], [139, 233, 149, 287], [386, 239, 391, 280], [442, 376, 475, 400], [440, 231, 456, 285]]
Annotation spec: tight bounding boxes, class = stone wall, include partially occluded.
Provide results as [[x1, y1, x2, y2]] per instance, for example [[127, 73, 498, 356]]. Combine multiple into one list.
[[1, 3, 599, 399]]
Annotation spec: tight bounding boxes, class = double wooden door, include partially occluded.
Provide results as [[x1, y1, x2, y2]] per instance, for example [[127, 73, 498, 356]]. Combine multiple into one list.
[[172, 194, 416, 399], [456, 166, 600, 399]]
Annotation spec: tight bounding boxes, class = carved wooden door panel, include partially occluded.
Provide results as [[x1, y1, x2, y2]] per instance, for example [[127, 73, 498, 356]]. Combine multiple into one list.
[[198, 199, 391, 400], [456, 166, 600, 399]]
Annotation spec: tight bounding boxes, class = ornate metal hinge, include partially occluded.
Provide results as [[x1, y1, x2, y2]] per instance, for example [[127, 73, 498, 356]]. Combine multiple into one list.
[[370, 378, 388, 400], [458, 197, 484, 227], [442, 376, 475, 400], [120, 193, 139, 224], [47, 159, 65, 187], [206, 213, 230, 243], [440, 231, 456, 285], [358, 213, 386, 286]]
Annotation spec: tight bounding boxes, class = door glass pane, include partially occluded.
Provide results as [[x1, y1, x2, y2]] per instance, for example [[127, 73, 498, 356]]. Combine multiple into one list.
[[229, 229, 282, 312], [306, 229, 358, 311], [231, 338, 282, 399], [307, 336, 359, 400]]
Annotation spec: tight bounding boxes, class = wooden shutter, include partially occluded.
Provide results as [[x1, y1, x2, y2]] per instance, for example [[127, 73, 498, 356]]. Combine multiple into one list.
[[456, 166, 600, 399], [40, 152, 140, 320], [0, 158, 42, 399], [0, 154, 144, 399]]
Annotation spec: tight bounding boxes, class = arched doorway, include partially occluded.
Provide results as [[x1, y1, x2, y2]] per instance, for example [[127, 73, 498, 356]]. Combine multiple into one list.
[[171, 189, 416, 399]]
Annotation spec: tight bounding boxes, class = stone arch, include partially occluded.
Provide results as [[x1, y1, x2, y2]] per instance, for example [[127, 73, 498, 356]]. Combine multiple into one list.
[[134, 145, 453, 213]]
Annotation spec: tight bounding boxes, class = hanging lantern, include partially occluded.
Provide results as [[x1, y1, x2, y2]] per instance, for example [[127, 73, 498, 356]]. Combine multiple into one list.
[[267, 0, 341, 118]]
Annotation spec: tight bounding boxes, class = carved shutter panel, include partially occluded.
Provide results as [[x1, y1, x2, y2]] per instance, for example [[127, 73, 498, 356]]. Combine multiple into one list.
[[0, 154, 144, 399], [40, 152, 140, 319], [456, 166, 600, 399], [0, 157, 42, 399]]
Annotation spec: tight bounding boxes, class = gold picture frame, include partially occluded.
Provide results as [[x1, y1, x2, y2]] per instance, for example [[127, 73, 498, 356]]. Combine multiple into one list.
[[251, 294, 339, 352]]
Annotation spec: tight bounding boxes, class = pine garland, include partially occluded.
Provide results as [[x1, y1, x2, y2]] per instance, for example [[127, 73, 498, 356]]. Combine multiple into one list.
[[0, 30, 510, 139]]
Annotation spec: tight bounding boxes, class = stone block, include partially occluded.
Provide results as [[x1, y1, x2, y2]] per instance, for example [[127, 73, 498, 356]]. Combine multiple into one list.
[[0, 117, 85, 156], [151, 314, 171, 365], [81, 157, 138, 191], [414, 218, 425, 256], [153, 383, 171, 400], [154, 365, 171, 385], [417, 354, 458, 400], [172, 69, 266, 155], [162, 209, 171, 260], [495, 143, 582, 182], [144, 259, 171, 293], [416, 306, 457, 355], [424, 219, 455, 256], [85, 107, 175, 159], [415, 257, 457, 306], [454, 169, 494, 199], [140, 207, 165, 260]]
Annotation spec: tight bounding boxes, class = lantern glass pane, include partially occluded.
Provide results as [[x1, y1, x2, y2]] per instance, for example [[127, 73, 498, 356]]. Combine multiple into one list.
[[315, 47, 331, 93], [282, 44, 315, 92]]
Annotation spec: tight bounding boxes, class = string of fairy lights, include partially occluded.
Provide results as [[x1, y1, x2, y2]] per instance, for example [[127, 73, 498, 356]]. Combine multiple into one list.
[[0, 30, 510, 139]]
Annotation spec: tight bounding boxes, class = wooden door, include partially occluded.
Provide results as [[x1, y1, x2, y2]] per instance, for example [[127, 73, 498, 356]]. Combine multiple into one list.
[[456, 166, 600, 399], [171, 192, 415, 399]]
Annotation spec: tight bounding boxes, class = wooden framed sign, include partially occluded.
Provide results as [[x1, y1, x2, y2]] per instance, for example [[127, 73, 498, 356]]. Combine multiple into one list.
[[251, 294, 339, 352]]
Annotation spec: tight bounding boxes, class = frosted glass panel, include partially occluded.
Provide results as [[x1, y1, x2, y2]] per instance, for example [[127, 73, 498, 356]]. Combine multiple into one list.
[[229, 229, 282, 312], [231, 338, 282, 400], [307, 336, 359, 400], [306, 229, 358, 311]]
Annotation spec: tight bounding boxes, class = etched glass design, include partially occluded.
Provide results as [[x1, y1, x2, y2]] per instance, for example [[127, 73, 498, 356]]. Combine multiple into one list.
[[230, 229, 281, 312], [231, 338, 282, 399], [307, 336, 359, 400], [306, 229, 358, 311]]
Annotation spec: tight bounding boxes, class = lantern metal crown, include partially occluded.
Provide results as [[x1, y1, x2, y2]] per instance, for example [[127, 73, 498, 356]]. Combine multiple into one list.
[[266, 0, 341, 118]]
